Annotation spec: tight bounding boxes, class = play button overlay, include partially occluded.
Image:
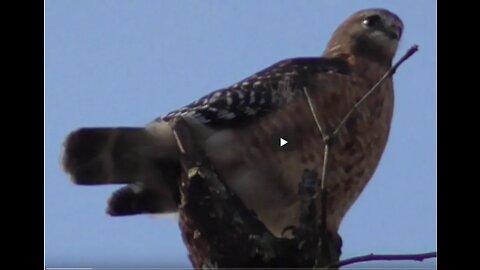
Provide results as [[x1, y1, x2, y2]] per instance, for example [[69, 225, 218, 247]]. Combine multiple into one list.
[[273, 133, 296, 151]]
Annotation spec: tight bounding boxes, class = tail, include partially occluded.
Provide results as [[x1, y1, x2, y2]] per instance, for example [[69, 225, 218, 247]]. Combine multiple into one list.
[[62, 127, 178, 185], [62, 126, 181, 215]]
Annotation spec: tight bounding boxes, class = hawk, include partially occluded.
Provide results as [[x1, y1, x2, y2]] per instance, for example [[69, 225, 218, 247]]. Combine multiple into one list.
[[62, 9, 403, 238]]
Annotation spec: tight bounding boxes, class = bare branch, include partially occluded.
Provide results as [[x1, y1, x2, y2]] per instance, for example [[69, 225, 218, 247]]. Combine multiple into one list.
[[332, 45, 419, 137], [303, 87, 328, 141], [330, 251, 437, 268], [303, 87, 334, 267]]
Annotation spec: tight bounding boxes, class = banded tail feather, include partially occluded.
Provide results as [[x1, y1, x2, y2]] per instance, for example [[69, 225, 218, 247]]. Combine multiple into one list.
[[62, 126, 181, 215]]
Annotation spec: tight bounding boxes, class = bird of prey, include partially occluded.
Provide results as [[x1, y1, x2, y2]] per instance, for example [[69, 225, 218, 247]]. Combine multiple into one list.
[[62, 8, 403, 238]]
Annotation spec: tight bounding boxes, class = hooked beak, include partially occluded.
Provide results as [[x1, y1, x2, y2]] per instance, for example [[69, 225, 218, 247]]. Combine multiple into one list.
[[383, 24, 402, 40]]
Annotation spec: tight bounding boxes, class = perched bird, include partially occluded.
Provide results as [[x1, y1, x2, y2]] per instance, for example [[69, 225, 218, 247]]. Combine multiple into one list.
[[62, 8, 403, 238]]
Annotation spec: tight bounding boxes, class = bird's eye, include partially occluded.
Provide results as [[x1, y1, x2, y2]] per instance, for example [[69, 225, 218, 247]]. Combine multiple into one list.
[[362, 15, 381, 27]]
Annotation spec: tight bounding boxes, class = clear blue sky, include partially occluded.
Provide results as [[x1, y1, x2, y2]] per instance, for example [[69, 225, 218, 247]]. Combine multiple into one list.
[[45, 1, 436, 268]]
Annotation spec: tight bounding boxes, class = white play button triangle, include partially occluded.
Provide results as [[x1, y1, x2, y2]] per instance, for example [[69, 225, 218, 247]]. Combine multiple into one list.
[[274, 134, 295, 151]]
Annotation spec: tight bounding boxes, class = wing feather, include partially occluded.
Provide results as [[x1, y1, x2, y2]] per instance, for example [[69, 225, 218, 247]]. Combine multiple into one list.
[[162, 57, 351, 128]]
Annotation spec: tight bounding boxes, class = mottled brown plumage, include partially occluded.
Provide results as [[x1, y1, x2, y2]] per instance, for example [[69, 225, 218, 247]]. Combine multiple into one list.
[[62, 8, 403, 238], [204, 61, 395, 235], [198, 9, 402, 235]]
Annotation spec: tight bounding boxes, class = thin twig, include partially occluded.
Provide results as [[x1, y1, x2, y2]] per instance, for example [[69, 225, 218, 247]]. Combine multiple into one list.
[[330, 251, 437, 268], [172, 128, 186, 155], [332, 45, 419, 137], [303, 87, 328, 141], [303, 86, 332, 263]]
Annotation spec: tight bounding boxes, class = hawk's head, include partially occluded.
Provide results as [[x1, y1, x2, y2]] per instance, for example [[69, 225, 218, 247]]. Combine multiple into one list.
[[324, 9, 404, 66]]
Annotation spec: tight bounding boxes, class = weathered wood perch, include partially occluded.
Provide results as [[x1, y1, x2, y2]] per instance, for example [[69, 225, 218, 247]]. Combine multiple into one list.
[[170, 118, 342, 269]]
